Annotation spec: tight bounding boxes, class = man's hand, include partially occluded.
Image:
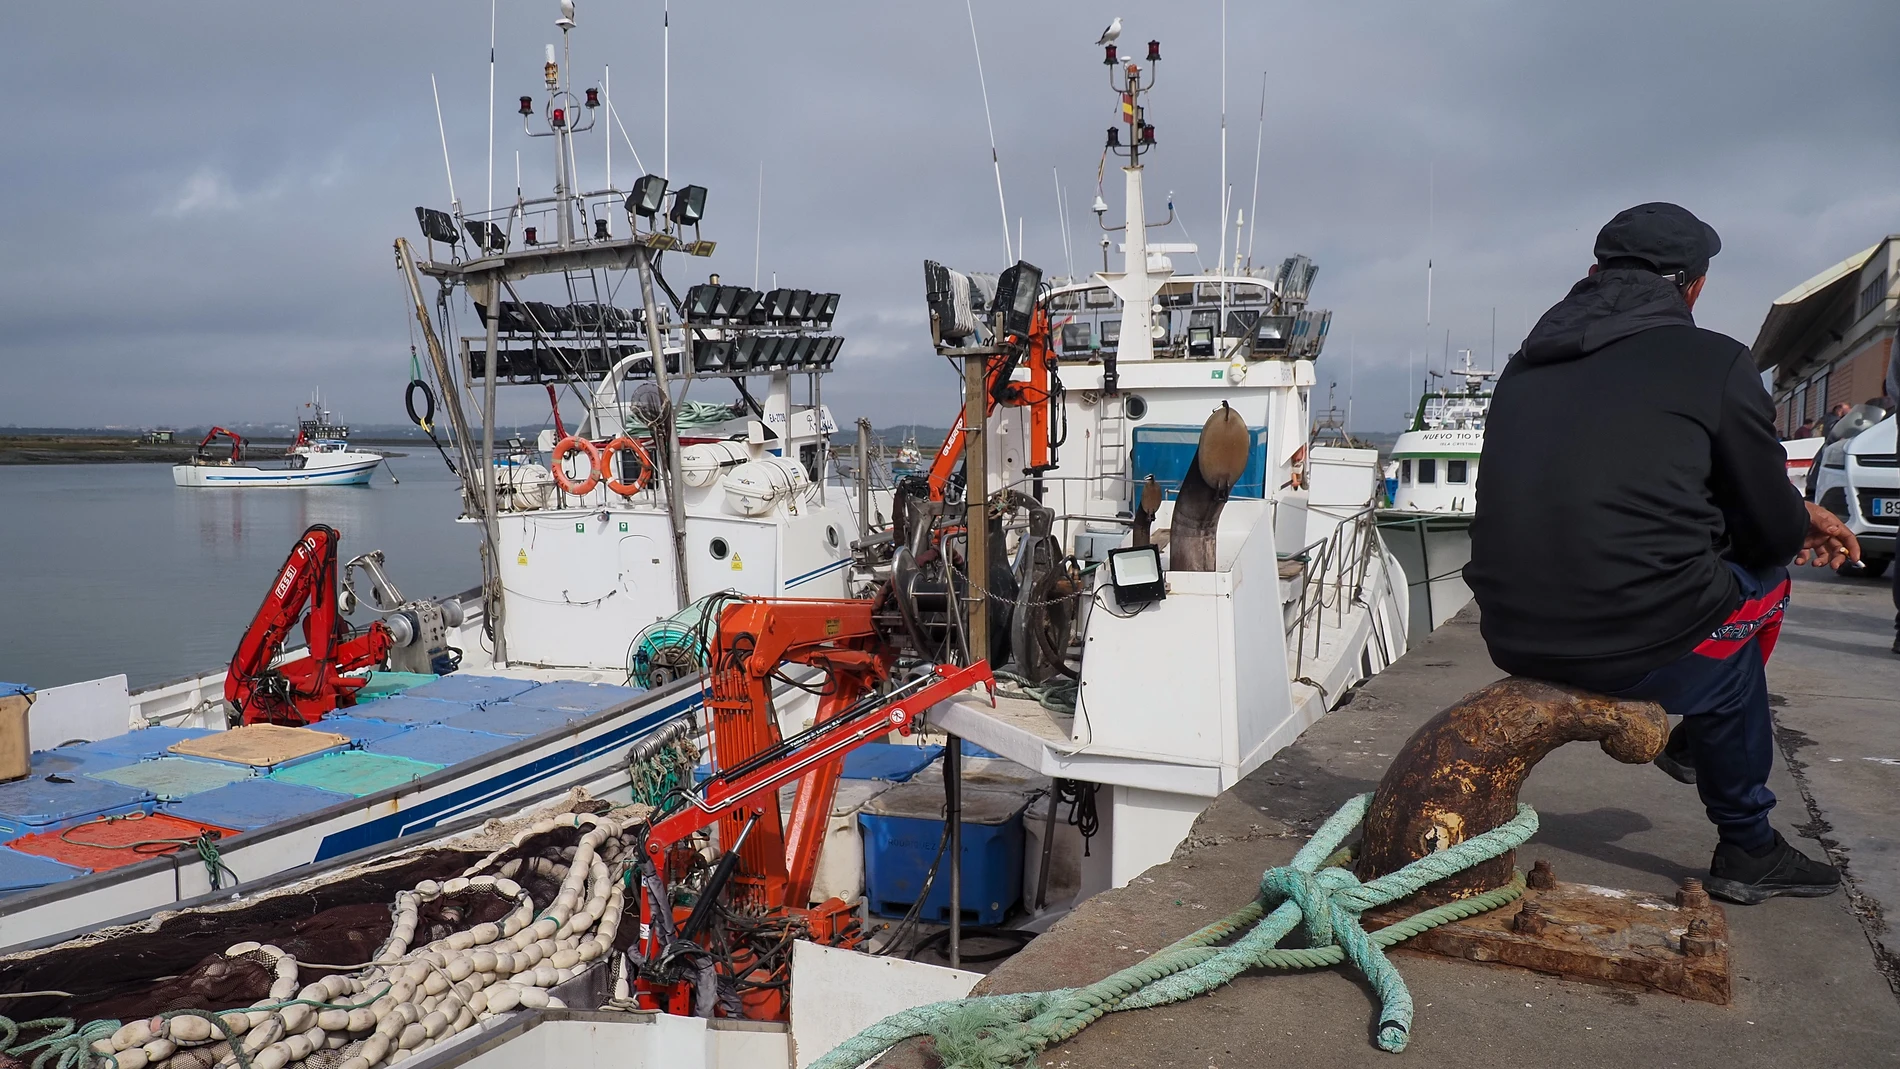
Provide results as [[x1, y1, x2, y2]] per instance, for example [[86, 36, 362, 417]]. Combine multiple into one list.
[[1795, 501, 1861, 568]]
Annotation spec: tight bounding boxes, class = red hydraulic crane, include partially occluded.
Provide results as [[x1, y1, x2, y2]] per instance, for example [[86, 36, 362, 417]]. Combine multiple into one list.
[[225, 524, 392, 725]]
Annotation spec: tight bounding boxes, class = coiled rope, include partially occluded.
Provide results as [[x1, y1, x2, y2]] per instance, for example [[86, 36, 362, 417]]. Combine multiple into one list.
[[811, 793, 1538, 1068]]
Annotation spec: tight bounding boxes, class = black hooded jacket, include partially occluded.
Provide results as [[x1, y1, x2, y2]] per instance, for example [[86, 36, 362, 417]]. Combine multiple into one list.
[[1464, 269, 1808, 688]]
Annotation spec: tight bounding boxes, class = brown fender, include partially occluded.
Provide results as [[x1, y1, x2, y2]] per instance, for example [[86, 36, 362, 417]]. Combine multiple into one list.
[[1356, 677, 1668, 901], [1169, 403, 1251, 572]]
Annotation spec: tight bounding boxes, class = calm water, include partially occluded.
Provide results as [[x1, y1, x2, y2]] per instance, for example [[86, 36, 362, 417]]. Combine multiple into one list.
[[0, 457, 479, 691]]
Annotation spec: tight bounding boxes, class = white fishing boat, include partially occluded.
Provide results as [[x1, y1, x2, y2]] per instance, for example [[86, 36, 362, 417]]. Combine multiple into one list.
[[172, 401, 384, 488], [1377, 350, 1495, 636]]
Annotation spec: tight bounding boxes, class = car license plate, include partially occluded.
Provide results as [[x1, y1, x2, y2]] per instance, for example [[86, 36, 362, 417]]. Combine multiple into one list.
[[1873, 497, 1900, 519]]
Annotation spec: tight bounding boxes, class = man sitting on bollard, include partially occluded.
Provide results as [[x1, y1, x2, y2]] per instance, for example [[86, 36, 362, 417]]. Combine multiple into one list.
[[1465, 202, 1860, 904]]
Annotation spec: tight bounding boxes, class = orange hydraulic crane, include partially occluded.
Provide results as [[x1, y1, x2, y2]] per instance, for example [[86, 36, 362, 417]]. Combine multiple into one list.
[[923, 304, 1059, 500], [634, 594, 993, 1018]]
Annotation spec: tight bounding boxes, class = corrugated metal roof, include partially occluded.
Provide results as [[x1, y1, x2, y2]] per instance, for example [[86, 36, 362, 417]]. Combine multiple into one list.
[[1751, 243, 1880, 374]]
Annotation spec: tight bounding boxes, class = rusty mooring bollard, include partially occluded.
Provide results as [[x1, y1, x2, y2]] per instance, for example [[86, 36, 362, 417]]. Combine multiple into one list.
[[1357, 677, 1667, 901]]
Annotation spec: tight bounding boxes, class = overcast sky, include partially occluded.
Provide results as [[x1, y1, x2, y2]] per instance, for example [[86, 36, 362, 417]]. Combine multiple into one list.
[[3, 1, 1895, 433]]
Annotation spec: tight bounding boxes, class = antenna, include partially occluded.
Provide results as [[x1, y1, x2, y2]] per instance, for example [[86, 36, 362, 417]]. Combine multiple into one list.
[[1245, 71, 1265, 269], [662, 0, 670, 179], [430, 74, 460, 214], [1216, 0, 1228, 279], [486, 0, 496, 222], [964, 0, 1011, 263], [1053, 168, 1074, 282], [754, 160, 764, 289], [604, 65, 612, 190]]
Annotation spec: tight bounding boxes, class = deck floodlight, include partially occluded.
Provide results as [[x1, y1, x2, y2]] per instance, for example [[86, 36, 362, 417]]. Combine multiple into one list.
[[1106, 545, 1166, 608], [818, 336, 844, 368], [796, 336, 824, 368], [711, 286, 742, 320], [416, 207, 460, 246], [788, 289, 813, 321], [731, 288, 763, 322], [685, 284, 720, 322], [764, 288, 794, 322], [627, 174, 668, 217], [694, 339, 733, 373], [730, 334, 761, 371], [463, 219, 506, 252], [924, 260, 983, 342], [991, 260, 1043, 339], [811, 292, 840, 328], [668, 184, 708, 226]]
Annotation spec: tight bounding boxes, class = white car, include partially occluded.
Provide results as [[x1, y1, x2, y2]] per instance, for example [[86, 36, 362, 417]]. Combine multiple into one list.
[[1813, 412, 1897, 578]]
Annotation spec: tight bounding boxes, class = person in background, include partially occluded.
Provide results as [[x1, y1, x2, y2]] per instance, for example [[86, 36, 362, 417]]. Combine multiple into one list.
[[1793, 420, 1816, 439], [1821, 401, 1853, 438], [1467, 202, 1860, 904]]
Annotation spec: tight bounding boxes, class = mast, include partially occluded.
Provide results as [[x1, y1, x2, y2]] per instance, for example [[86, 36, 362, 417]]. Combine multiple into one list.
[[1095, 40, 1165, 364]]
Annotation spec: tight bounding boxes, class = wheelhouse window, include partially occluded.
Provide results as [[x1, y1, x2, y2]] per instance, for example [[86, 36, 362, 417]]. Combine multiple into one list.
[[1447, 459, 1469, 483], [1417, 458, 1437, 484], [1400, 459, 1412, 484]]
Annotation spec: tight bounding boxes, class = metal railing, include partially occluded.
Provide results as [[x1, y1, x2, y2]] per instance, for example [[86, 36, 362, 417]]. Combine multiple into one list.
[[1285, 504, 1384, 679]]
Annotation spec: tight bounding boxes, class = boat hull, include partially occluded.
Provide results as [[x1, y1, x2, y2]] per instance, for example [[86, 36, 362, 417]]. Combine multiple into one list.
[[1377, 510, 1474, 638], [172, 456, 380, 487], [0, 680, 701, 952]]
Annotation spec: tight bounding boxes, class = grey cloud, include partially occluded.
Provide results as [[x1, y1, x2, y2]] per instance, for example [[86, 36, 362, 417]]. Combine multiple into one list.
[[2, 0, 1895, 433]]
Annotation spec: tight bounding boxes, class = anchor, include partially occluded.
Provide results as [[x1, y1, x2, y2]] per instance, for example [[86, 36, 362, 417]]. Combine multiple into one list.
[[1358, 677, 1736, 1003]]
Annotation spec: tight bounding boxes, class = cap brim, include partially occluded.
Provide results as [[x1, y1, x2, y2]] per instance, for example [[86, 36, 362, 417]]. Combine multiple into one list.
[[1700, 221, 1721, 258]]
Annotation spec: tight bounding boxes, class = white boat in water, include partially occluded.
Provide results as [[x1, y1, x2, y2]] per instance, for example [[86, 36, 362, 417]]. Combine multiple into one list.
[[1378, 350, 1496, 636], [172, 401, 383, 487]]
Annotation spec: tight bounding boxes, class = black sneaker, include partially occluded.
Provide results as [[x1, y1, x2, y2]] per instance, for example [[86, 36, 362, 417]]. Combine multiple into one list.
[[1654, 723, 1696, 784], [1706, 831, 1841, 904]]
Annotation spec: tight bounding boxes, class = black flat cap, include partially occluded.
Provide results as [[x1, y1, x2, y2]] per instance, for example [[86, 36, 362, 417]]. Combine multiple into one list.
[[1594, 202, 1721, 280]]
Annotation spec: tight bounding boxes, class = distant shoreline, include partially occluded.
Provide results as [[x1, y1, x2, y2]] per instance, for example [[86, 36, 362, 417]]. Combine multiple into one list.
[[0, 435, 412, 465]]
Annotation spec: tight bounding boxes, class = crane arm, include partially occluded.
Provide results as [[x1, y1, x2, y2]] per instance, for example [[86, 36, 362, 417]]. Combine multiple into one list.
[[924, 305, 1057, 501], [226, 524, 391, 725]]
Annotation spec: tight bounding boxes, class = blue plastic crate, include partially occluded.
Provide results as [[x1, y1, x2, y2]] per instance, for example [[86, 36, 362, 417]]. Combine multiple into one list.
[[315, 715, 418, 747], [165, 778, 351, 831], [268, 751, 441, 798], [72, 727, 216, 762], [501, 680, 645, 719], [86, 757, 255, 801], [345, 695, 481, 727], [0, 845, 85, 895], [0, 774, 154, 838], [397, 675, 541, 707], [860, 784, 1025, 925], [32, 746, 136, 779], [439, 704, 575, 739], [352, 672, 441, 702], [842, 743, 944, 783], [367, 725, 516, 767]]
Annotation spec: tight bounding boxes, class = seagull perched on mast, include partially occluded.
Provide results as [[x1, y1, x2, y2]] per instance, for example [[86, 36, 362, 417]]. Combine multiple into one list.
[[1095, 17, 1122, 46]]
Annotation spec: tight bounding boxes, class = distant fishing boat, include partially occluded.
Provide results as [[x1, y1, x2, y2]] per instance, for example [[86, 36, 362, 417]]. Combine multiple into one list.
[[172, 398, 382, 487]]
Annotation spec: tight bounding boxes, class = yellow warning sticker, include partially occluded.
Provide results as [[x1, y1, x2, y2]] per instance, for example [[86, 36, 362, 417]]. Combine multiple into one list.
[[825, 618, 841, 636], [731, 553, 743, 571], [516, 549, 529, 566]]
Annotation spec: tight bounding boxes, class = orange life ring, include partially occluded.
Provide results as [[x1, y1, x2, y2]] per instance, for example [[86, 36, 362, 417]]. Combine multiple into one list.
[[601, 436, 655, 497], [551, 436, 602, 495]]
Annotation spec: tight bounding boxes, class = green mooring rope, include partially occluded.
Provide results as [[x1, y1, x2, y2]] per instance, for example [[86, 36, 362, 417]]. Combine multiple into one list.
[[812, 793, 1539, 1067]]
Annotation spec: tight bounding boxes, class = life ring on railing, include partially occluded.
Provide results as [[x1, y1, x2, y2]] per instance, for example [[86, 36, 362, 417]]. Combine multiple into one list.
[[601, 436, 656, 497], [551, 436, 603, 495]]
